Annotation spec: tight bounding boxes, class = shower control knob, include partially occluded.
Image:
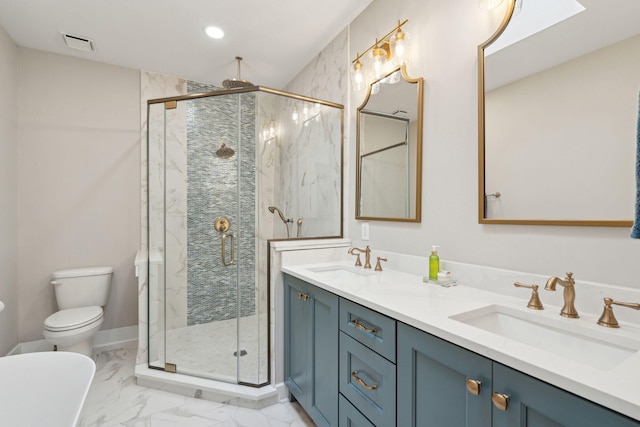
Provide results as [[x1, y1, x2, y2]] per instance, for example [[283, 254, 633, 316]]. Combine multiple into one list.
[[214, 217, 231, 233]]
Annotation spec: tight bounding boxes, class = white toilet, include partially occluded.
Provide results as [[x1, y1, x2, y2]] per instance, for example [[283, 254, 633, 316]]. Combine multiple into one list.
[[43, 266, 113, 356]]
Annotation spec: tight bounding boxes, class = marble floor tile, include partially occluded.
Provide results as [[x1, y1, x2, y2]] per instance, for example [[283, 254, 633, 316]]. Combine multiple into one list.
[[78, 342, 313, 427]]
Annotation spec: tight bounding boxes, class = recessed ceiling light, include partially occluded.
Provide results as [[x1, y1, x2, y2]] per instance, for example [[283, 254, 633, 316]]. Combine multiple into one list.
[[204, 26, 224, 39]]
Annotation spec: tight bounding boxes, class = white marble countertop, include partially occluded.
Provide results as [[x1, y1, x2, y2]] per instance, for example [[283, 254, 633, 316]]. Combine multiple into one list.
[[282, 261, 640, 421]]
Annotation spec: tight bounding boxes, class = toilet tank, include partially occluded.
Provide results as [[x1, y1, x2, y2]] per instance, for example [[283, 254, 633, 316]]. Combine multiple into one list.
[[51, 266, 113, 310]]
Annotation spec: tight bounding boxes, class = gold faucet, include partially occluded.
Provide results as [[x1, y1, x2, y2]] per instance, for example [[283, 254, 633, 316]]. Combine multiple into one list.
[[348, 246, 372, 269], [544, 272, 579, 318], [513, 282, 544, 310], [597, 297, 640, 328], [375, 257, 387, 271]]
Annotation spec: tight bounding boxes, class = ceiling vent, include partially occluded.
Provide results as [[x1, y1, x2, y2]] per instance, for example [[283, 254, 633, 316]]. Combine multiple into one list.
[[61, 33, 95, 52]]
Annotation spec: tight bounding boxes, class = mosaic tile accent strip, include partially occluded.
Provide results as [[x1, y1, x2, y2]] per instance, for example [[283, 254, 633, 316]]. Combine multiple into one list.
[[186, 82, 256, 325]]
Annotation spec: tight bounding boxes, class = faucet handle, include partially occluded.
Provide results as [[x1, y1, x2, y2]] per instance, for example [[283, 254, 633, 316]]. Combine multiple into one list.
[[513, 282, 544, 310], [348, 248, 363, 267], [375, 257, 387, 271], [353, 253, 362, 267], [597, 297, 640, 328]]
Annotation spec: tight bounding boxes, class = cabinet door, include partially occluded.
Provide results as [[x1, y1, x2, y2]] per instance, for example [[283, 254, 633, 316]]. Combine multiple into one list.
[[340, 333, 396, 427], [397, 322, 492, 427], [308, 285, 339, 427], [492, 363, 640, 427], [339, 394, 375, 427], [284, 275, 310, 404]]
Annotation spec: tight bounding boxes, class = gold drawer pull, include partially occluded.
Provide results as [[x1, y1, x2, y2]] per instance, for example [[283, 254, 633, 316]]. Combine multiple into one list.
[[466, 378, 482, 395], [351, 370, 378, 390], [297, 291, 309, 301], [351, 319, 377, 334], [492, 392, 509, 411]]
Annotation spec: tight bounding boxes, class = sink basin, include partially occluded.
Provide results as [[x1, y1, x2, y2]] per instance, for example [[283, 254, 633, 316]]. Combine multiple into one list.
[[0, 351, 95, 427], [306, 265, 373, 281], [450, 305, 640, 370]]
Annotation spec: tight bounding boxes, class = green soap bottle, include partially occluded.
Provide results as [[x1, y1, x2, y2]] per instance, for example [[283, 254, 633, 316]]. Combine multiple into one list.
[[429, 245, 440, 281]]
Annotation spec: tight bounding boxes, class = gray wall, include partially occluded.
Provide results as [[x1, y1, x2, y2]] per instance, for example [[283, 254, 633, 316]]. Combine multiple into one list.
[[16, 48, 141, 342], [344, 0, 640, 288]]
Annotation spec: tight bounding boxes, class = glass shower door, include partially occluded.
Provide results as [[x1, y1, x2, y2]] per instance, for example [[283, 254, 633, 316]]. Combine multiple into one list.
[[148, 91, 266, 385]]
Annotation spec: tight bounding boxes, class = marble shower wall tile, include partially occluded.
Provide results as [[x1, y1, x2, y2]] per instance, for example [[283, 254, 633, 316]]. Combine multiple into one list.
[[139, 71, 188, 365], [281, 28, 348, 239]]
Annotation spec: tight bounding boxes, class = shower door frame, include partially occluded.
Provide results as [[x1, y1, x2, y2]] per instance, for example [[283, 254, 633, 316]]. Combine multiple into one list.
[[146, 86, 344, 387]]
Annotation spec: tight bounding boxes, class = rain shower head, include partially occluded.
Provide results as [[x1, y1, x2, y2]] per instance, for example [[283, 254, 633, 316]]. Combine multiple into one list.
[[223, 56, 254, 89], [216, 143, 235, 159]]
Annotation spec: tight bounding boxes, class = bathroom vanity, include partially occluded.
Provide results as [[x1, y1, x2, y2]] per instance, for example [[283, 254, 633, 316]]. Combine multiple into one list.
[[282, 262, 640, 426]]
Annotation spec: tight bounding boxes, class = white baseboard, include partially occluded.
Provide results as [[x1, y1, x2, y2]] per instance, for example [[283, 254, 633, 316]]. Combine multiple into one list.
[[6, 325, 138, 356]]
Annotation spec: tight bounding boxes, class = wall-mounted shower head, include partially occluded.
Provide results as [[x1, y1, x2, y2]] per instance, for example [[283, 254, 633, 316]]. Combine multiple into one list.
[[216, 143, 235, 159]]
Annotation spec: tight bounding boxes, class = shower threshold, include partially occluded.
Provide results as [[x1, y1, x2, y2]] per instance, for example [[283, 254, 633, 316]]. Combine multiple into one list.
[[134, 364, 280, 409]]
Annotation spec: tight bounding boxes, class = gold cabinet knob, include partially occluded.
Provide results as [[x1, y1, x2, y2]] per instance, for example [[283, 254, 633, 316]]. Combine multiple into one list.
[[296, 291, 309, 302], [492, 392, 509, 411], [466, 378, 482, 395]]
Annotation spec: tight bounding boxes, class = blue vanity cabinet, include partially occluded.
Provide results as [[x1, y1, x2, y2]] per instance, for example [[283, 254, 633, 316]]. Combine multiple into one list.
[[339, 299, 397, 427], [492, 363, 640, 427], [397, 322, 493, 427], [284, 274, 339, 427], [339, 394, 375, 427], [398, 322, 640, 427]]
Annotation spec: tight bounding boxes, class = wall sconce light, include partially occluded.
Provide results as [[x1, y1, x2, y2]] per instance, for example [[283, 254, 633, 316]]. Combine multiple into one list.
[[478, 0, 503, 10], [351, 19, 409, 91]]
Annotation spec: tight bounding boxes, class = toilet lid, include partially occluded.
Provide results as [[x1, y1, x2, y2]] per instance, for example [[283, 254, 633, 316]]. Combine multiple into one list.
[[44, 306, 103, 331]]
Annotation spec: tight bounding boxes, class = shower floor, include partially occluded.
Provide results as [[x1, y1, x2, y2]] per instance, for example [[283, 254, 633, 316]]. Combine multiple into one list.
[[153, 314, 268, 384]]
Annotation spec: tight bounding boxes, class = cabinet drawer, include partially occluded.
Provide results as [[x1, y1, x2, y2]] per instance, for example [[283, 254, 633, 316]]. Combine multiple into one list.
[[339, 393, 375, 427], [340, 333, 396, 427], [340, 298, 396, 362]]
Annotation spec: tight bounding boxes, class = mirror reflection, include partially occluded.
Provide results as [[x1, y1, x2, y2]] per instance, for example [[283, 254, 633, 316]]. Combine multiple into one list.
[[356, 66, 423, 221], [480, 0, 638, 225]]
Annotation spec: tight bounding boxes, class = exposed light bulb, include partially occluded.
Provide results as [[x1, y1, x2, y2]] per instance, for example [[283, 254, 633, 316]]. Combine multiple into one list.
[[372, 46, 385, 78], [393, 29, 406, 64], [352, 59, 364, 91]]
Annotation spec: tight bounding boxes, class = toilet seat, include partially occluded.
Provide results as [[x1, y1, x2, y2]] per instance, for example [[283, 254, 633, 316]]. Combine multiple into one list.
[[44, 306, 103, 332]]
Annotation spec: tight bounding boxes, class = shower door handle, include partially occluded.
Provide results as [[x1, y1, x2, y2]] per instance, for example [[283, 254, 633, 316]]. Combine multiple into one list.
[[221, 233, 235, 266]]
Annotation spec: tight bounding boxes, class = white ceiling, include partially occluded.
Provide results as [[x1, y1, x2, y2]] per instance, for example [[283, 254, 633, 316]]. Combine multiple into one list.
[[485, 0, 640, 90], [0, 0, 372, 89]]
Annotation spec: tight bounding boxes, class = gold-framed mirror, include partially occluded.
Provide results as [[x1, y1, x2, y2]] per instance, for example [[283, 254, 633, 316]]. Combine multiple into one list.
[[356, 66, 424, 222], [478, 0, 637, 226]]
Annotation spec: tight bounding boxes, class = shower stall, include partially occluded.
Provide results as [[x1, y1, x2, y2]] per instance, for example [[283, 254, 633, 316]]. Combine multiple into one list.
[[145, 83, 342, 387]]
